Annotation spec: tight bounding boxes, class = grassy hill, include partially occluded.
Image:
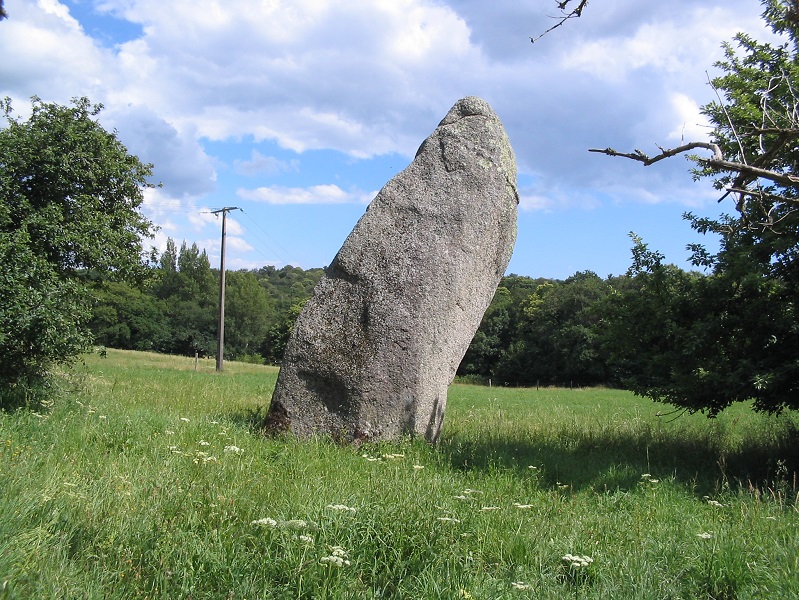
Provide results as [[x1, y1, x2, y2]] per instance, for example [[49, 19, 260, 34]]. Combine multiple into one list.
[[1, 349, 797, 598]]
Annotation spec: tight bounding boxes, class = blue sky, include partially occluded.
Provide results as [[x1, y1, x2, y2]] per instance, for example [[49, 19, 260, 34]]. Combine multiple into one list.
[[1, 0, 775, 278]]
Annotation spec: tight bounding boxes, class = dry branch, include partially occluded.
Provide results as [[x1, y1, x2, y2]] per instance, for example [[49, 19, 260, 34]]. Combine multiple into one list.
[[531, 0, 589, 43], [589, 143, 799, 191]]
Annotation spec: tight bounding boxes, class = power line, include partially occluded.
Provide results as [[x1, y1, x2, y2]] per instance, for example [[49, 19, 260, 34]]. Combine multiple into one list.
[[238, 208, 303, 266]]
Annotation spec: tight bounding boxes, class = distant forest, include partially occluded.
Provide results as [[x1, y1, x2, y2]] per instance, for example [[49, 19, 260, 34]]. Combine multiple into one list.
[[86, 236, 685, 390]]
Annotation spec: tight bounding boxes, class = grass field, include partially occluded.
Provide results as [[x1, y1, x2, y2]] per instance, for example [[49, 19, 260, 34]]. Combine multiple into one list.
[[1, 349, 797, 598]]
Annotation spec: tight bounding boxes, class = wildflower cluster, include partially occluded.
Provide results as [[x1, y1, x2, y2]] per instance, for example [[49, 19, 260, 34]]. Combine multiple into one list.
[[250, 517, 318, 531], [193, 451, 217, 464], [640, 473, 660, 484], [319, 546, 350, 567], [437, 516, 461, 523], [562, 553, 593, 569], [325, 504, 356, 513], [361, 452, 404, 462], [511, 581, 532, 590]]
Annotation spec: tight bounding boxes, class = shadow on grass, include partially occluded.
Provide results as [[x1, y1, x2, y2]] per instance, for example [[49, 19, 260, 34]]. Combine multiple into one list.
[[226, 403, 270, 431], [439, 420, 799, 498], [226, 400, 799, 499]]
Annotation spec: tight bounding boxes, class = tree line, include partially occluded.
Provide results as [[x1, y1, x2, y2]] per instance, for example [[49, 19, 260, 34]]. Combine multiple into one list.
[[87, 239, 323, 365], [84, 229, 799, 418]]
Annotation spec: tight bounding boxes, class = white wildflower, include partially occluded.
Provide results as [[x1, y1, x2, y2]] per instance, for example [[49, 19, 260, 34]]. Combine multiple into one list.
[[98, 415, 107, 420], [251, 517, 278, 527], [180, 417, 190, 422], [320, 546, 350, 567], [480, 506, 501, 512], [562, 554, 593, 568], [198, 440, 211, 447], [511, 581, 532, 590], [326, 504, 356, 513], [437, 516, 461, 523], [223, 445, 244, 455], [513, 503, 534, 509], [165, 430, 175, 435], [707, 499, 724, 508], [413, 465, 425, 470], [298, 535, 314, 544], [382, 453, 404, 460], [193, 452, 217, 464], [696, 532, 714, 539], [282, 519, 308, 530], [319, 556, 350, 567]]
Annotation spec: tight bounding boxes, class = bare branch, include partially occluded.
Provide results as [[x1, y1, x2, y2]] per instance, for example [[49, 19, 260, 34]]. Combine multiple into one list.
[[531, 0, 589, 44], [589, 142, 723, 165], [589, 142, 799, 190]]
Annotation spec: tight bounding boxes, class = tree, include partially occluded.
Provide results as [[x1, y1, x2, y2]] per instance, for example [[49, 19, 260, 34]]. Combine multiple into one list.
[[600, 235, 799, 416], [88, 281, 168, 352], [590, 1, 799, 414], [149, 239, 217, 356], [0, 231, 90, 404], [493, 272, 612, 387], [0, 96, 154, 403], [224, 270, 274, 359]]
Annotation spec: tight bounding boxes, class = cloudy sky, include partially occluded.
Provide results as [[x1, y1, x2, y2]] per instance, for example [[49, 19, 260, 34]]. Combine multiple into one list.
[[1, 0, 777, 278]]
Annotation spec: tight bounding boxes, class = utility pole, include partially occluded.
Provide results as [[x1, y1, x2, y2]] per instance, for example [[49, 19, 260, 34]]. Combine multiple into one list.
[[212, 207, 239, 371]]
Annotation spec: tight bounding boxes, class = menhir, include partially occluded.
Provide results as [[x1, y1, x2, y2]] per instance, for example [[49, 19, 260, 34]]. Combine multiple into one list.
[[264, 96, 518, 443]]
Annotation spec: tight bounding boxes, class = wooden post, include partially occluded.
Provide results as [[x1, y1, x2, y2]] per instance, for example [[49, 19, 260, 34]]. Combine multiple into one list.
[[212, 207, 239, 372]]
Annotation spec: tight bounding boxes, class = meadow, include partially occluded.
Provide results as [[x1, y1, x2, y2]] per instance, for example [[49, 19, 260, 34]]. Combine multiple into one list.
[[1, 349, 797, 599]]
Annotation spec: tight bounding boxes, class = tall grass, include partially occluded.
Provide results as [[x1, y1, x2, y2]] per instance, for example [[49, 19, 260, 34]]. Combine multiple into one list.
[[1, 349, 797, 598]]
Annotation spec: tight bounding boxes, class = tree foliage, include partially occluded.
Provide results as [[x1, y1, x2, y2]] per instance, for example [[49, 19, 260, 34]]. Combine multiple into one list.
[[0, 97, 154, 279], [0, 97, 154, 404], [591, 1, 799, 415], [88, 244, 324, 364]]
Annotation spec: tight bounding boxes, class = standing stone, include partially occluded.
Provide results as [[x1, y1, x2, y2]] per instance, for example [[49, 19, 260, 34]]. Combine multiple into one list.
[[265, 96, 518, 443]]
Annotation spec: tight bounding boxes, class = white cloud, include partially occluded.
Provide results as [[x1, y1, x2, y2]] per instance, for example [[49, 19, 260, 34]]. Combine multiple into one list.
[[237, 184, 372, 205], [559, 6, 764, 82], [667, 93, 711, 143], [0, 1, 112, 103], [235, 151, 300, 176], [83, 0, 483, 157], [227, 236, 254, 253], [104, 105, 217, 198]]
